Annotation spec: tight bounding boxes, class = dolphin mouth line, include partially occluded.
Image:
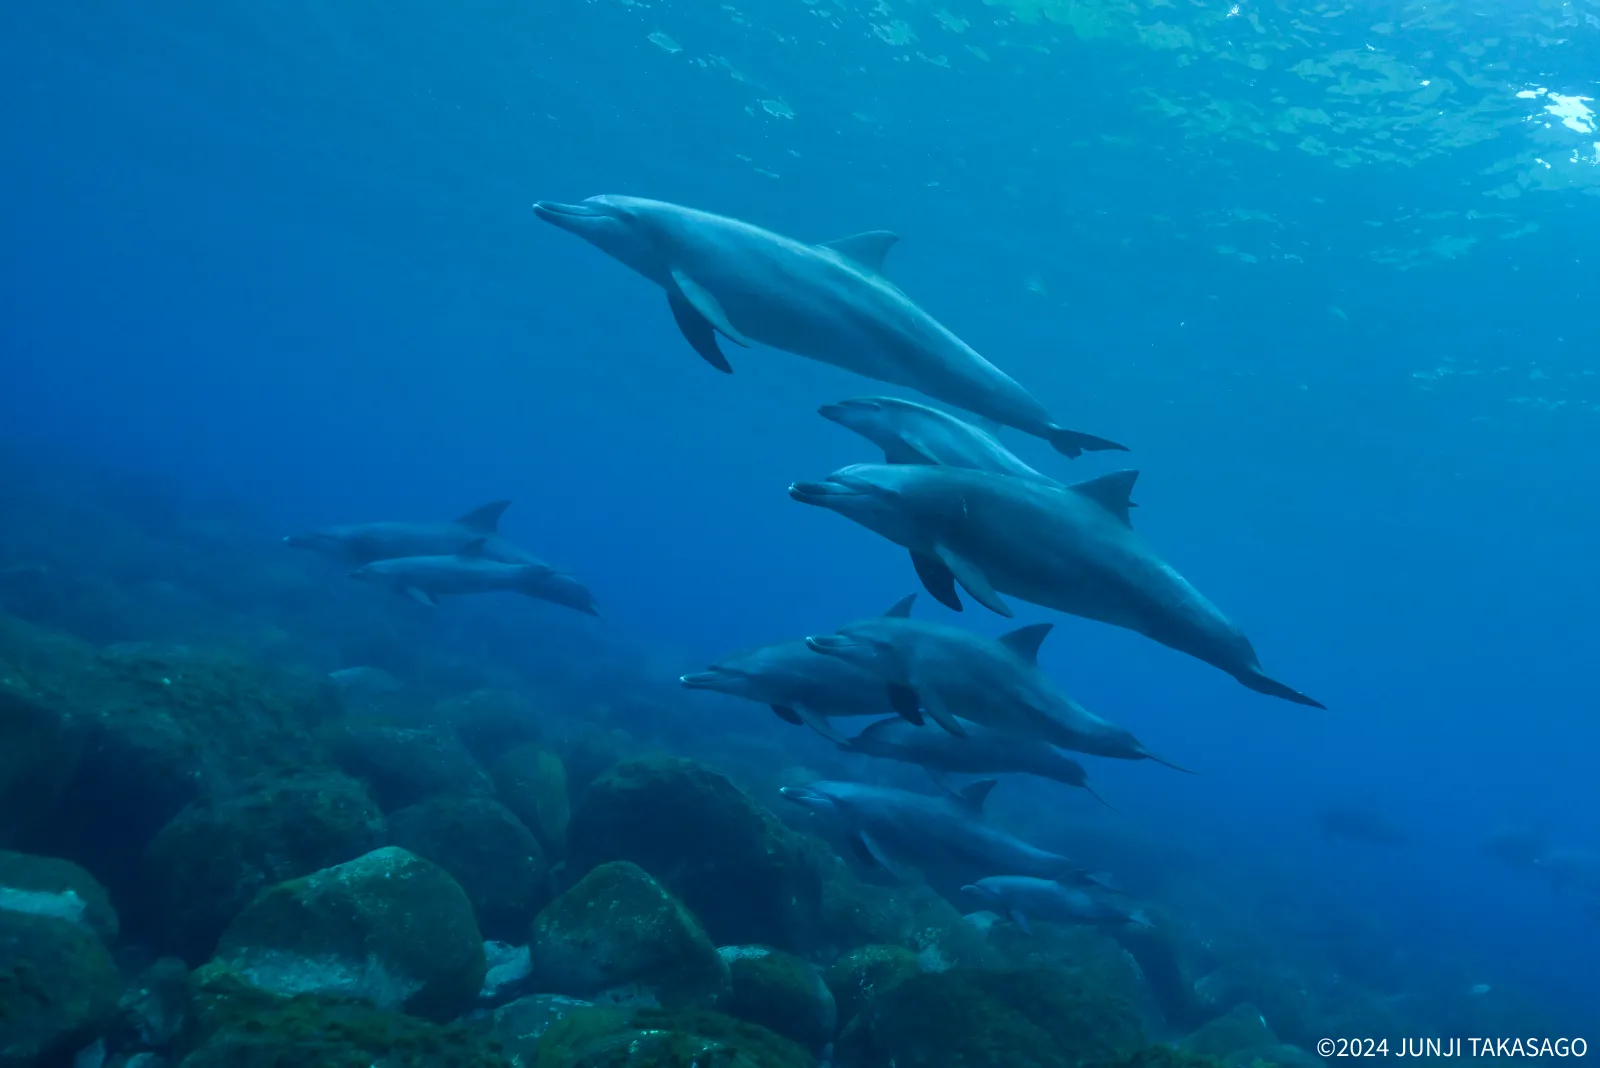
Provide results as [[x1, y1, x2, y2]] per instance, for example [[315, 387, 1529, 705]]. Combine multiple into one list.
[[678, 671, 729, 690], [788, 479, 861, 504], [533, 201, 604, 220], [778, 786, 824, 804]]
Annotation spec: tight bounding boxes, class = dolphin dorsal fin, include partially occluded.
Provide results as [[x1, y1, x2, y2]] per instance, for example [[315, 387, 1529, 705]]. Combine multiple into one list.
[[954, 778, 999, 813], [998, 623, 1053, 664], [883, 593, 917, 618], [1069, 470, 1139, 527], [458, 537, 488, 558], [821, 231, 900, 274], [456, 500, 510, 534]]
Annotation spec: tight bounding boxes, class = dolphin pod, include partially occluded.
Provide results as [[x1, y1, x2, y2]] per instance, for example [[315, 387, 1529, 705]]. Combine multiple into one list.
[[532, 196, 1125, 458]]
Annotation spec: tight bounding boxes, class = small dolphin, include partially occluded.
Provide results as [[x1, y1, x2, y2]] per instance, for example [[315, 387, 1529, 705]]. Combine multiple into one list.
[[806, 605, 1190, 772], [779, 778, 1104, 887], [679, 635, 911, 745], [533, 195, 1125, 458], [789, 464, 1321, 708], [962, 875, 1151, 933], [1314, 804, 1410, 846], [819, 397, 1063, 485], [285, 500, 533, 566], [349, 539, 599, 615], [840, 716, 1112, 806]]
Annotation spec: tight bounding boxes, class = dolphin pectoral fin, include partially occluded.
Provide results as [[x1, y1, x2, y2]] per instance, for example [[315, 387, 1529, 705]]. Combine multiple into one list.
[[1047, 426, 1130, 459], [404, 587, 438, 607], [770, 704, 804, 726], [919, 687, 968, 738], [667, 291, 735, 373], [794, 707, 849, 745], [1069, 470, 1140, 527], [886, 684, 925, 726], [819, 230, 899, 273], [933, 546, 1012, 617], [910, 551, 963, 612], [669, 269, 753, 346], [1237, 666, 1326, 709], [1009, 909, 1033, 935], [856, 832, 919, 883]]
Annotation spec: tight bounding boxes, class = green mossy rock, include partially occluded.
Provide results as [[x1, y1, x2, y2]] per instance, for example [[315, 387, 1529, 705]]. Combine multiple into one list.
[[437, 689, 545, 767], [1181, 1003, 1276, 1059], [1194, 965, 1318, 1049], [180, 975, 508, 1068], [719, 947, 836, 1053], [835, 965, 1145, 1068], [533, 1006, 814, 1068], [525, 860, 729, 1009], [388, 795, 551, 940], [197, 846, 485, 1021], [822, 944, 922, 1029], [146, 771, 386, 961], [0, 910, 121, 1067], [489, 994, 594, 1067], [490, 746, 570, 860], [326, 721, 492, 812], [566, 757, 826, 951], [1103, 1046, 1232, 1068], [0, 669, 84, 848], [0, 849, 119, 944]]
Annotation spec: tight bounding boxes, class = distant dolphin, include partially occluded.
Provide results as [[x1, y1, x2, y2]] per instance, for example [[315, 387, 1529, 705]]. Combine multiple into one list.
[[349, 539, 599, 615], [779, 778, 1107, 887], [840, 715, 1112, 806], [819, 397, 1065, 485], [789, 464, 1321, 708], [285, 500, 534, 565], [806, 603, 1190, 772], [962, 875, 1151, 933], [533, 195, 1125, 458]]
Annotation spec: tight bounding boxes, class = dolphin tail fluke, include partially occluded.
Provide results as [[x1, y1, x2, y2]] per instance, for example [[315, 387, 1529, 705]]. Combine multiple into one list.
[[1239, 667, 1326, 709], [1047, 426, 1130, 459]]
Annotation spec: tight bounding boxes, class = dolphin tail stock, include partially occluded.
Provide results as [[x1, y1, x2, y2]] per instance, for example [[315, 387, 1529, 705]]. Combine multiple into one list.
[[1237, 666, 1326, 709], [1083, 782, 1118, 812], [1142, 749, 1198, 775], [1046, 425, 1130, 459]]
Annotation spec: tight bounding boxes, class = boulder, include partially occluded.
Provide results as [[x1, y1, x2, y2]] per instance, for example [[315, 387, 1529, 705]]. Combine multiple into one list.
[[196, 846, 485, 1021], [0, 850, 119, 944], [719, 946, 836, 1053], [325, 722, 491, 811], [489, 746, 570, 859], [0, 910, 121, 1067]]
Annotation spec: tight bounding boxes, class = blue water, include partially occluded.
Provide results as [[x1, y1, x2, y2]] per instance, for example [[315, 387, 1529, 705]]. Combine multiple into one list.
[[4, 0, 1599, 1033]]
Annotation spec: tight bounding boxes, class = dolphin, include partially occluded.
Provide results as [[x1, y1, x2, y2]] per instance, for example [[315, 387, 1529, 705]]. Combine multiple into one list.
[[806, 608, 1191, 772], [962, 875, 1151, 933], [779, 778, 1105, 886], [348, 539, 599, 615], [840, 716, 1112, 806], [818, 396, 1065, 485], [285, 500, 534, 565], [532, 195, 1126, 458], [789, 464, 1322, 708]]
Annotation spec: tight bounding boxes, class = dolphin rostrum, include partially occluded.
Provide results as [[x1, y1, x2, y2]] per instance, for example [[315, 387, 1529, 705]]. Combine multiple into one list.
[[779, 778, 1107, 887], [789, 464, 1321, 708], [819, 396, 1066, 485], [348, 539, 599, 615], [840, 715, 1112, 806], [806, 603, 1190, 772], [962, 875, 1151, 933], [285, 500, 530, 565], [533, 195, 1125, 458]]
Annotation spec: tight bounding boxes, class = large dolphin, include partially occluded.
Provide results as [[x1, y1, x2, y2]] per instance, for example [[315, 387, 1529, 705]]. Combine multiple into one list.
[[285, 500, 532, 565], [778, 778, 1105, 886], [532, 195, 1125, 458], [840, 715, 1111, 806], [962, 875, 1151, 932], [789, 464, 1322, 708], [806, 609, 1190, 772], [819, 396, 1064, 485], [349, 539, 599, 615]]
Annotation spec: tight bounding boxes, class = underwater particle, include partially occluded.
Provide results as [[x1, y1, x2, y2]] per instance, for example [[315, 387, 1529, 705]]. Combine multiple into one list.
[[647, 31, 683, 53], [761, 98, 795, 118], [1469, 983, 1492, 995]]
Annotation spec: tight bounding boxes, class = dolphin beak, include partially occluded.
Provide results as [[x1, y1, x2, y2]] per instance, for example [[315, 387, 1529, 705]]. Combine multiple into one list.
[[816, 405, 848, 423], [804, 634, 854, 656], [788, 479, 860, 506], [533, 200, 606, 224], [678, 671, 722, 690]]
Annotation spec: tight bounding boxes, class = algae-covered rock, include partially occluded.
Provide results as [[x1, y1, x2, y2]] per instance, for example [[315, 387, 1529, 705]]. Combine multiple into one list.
[[326, 721, 491, 811], [566, 757, 826, 951], [490, 745, 570, 859], [818, 871, 993, 967], [0, 671, 84, 848], [490, 993, 593, 1066], [1194, 964, 1318, 1048], [146, 771, 386, 960], [822, 944, 922, 1029], [525, 860, 729, 1009], [719, 946, 836, 1053], [197, 846, 485, 1021], [111, 957, 190, 1054], [1181, 1002, 1276, 1059], [388, 795, 550, 941], [181, 977, 507, 1068], [437, 689, 545, 766], [0, 849, 119, 944], [836, 966, 1144, 1068], [533, 1006, 814, 1068], [1104, 1047, 1232, 1068], [0, 909, 122, 1067]]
